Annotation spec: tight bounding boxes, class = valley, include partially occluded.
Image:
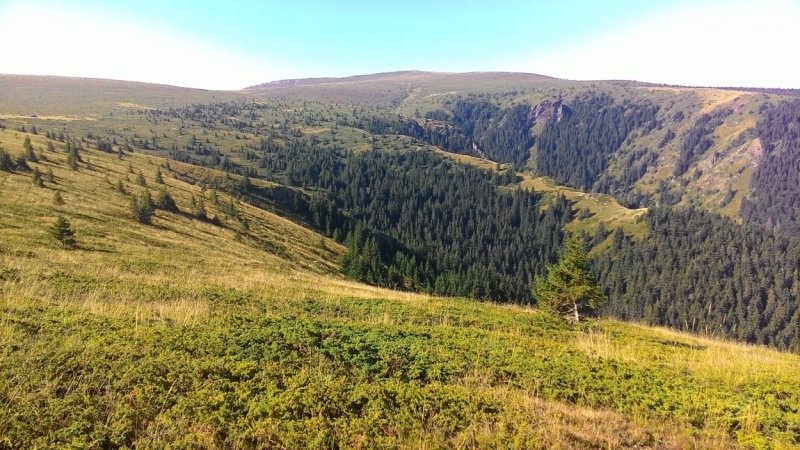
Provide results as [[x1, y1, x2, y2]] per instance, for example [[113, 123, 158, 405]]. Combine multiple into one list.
[[0, 72, 798, 448]]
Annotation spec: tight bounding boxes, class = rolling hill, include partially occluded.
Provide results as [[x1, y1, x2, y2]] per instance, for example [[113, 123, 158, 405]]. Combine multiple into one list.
[[0, 72, 798, 447], [0, 73, 796, 345]]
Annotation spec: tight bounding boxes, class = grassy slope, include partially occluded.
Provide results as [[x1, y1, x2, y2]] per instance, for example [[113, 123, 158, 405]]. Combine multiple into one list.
[[2, 130, 800, 448], [432, 148, 648, 239], [0, 75, 244, 116]]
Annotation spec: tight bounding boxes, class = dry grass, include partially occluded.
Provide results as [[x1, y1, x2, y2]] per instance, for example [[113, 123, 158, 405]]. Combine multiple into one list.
[[427, 147, 648, 238], [0, 135, 437, 324], [519, 174, 648, 237], [577, 320, 800, 390], [432, 147, 507, 172], [431, 385, 739, 449]]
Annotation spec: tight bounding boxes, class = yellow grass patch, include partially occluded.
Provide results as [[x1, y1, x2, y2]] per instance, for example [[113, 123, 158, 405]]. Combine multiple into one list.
[[519, 174, 647, 237], [114, 102, 155, 110], [0, 114, 89, 122]]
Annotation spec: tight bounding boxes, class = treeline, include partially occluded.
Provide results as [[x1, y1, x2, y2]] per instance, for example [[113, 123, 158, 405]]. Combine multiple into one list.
[[594, 206, 798, 350], [258, 140, 569, 301], [741, 99, 799, 232], [535, 94, 660, 191]]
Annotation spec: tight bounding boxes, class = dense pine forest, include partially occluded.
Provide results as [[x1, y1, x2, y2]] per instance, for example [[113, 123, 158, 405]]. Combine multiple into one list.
[[740, 99, 799, 232], [535, 94, 660, 191], [189, 139, 570, 302], [214, 133, 798, 350], [279, 146, 569, 301], [595, 207, 798, 350]]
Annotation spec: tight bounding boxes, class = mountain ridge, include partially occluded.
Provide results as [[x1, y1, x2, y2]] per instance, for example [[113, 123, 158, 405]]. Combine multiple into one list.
[[247, 70, 799, 92], [244, 70, 558, 90]]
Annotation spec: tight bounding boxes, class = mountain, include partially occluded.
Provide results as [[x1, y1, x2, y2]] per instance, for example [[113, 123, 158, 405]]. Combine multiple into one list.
[[248, 71, 798, 228], [1, 71, 798, 446], [1, 113, 799, 448], [1, 72, 795, 346]]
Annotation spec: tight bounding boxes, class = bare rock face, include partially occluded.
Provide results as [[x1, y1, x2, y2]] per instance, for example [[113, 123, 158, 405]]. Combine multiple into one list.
[[529, 100, 571, 123]]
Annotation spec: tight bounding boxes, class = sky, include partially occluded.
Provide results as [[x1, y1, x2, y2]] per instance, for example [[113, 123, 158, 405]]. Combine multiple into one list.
[[0, 0, 797, 90]]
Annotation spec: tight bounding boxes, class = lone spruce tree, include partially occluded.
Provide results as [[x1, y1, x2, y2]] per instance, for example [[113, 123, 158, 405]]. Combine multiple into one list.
[[49, 215, 76, 248], [533, 234, 606, 322]]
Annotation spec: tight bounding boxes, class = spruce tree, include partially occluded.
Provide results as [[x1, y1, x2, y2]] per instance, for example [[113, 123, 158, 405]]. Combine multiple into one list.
[[155, 167, 164, 184], [0, 148, 14, 172], [155, 188, 178, 212], [15, 154, 30, 171], [32, 167, 43, 187], [23, 136, 37, 162], [195, 196, 207, 219], [53, 191, 65, 206], [533, 234, 606, 322], [66, 140, 81, 163], [130, 190, 154, 224], [210, 189, 219, 206], [66, 151, 78, 171], [49, 215, 76, 248], [240, 172, 252, 193]]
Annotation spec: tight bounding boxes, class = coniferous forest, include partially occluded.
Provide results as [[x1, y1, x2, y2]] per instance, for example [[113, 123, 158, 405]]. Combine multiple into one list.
[[535, 94, 661, 191], [225, 133, 799, 350], [595, 207, 798, 349], [246, 141, 570, 302], [740, 99, 799, 232]]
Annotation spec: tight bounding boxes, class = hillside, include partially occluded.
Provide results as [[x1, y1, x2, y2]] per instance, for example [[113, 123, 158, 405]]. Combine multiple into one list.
[[5, 72, 793, 227], [249, 71, 797, 225], [0, 73, 796, 348], [2, 130, 800, 448]]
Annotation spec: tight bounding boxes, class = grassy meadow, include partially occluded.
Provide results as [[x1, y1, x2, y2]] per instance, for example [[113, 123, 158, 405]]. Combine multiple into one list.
[[1, 127, 799, 448]]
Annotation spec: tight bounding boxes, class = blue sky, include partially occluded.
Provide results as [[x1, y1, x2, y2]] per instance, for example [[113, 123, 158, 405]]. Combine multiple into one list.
[[0, 0, 798, 89]]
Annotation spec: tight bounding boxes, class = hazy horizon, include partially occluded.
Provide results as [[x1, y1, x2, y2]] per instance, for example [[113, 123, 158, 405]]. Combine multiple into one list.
[[1, 0, 798, 90]]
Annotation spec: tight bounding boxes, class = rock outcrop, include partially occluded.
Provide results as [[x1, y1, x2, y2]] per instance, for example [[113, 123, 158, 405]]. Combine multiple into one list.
[[529, 100, 571, 123]]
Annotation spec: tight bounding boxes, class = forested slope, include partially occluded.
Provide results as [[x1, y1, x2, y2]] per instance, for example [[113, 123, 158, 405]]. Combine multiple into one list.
[[740, 98, 799, 232], [596, 207, 798, 349]]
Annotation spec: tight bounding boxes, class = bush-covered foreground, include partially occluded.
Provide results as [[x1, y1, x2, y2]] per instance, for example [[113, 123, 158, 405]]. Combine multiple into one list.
[[1, 140, 799, 449], [3, 282, 800, 448]]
